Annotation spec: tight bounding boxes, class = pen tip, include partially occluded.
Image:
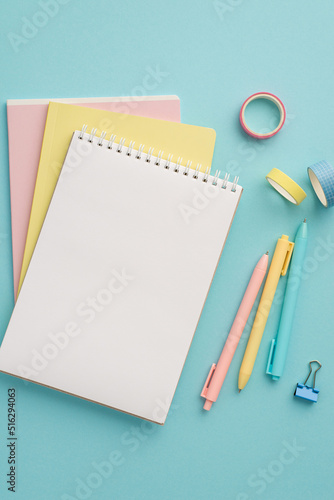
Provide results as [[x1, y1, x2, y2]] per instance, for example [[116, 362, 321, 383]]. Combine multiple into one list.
[[265, 251, 269, 255], [238, 389, 241, 393], [303, 218, 306, 223]]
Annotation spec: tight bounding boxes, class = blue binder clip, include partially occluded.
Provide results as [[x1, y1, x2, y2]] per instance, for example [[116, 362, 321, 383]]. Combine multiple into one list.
[[294, 360, 322, 403]]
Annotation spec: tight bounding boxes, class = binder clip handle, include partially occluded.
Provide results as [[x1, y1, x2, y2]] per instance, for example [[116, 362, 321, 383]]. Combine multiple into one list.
[[304, 360, 322, 389]]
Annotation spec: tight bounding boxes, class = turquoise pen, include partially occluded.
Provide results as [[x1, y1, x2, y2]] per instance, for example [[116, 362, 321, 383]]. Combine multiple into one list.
[[266, 219, 308, 380]]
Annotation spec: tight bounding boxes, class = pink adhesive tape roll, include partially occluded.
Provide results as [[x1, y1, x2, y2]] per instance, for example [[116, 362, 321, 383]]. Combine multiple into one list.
[[239, 92, 286, 139]]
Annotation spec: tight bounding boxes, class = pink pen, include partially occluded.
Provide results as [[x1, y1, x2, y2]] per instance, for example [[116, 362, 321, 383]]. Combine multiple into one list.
[[201, 252, 269, 410]]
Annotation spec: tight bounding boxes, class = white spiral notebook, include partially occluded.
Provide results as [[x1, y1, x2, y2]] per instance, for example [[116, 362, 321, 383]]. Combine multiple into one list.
[[0, 127, 242, 424]]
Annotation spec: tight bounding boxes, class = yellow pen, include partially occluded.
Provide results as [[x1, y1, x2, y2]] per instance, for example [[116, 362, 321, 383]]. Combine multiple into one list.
[[238, 235, 294, 391]]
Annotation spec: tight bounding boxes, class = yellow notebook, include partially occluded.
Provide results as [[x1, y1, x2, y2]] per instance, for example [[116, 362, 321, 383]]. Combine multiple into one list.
[[18, 102, 216, 295]]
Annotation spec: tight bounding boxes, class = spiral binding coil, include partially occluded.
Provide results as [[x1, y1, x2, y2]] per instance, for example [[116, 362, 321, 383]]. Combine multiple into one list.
[[78, 125, 239, 192]]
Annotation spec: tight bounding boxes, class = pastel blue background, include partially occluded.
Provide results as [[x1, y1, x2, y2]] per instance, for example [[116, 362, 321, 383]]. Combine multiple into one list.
[[0, 1, 333, 499]]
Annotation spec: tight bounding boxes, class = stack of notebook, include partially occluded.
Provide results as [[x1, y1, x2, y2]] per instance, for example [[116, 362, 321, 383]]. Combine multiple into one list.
[[0, 95, 242, 424]]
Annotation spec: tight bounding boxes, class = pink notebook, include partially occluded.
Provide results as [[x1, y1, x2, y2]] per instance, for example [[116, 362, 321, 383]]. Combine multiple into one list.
[[7, 96, 180, 299]]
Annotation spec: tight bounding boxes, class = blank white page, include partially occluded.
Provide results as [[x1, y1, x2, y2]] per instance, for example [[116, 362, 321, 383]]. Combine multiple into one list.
[[0, 131, 242, 424]]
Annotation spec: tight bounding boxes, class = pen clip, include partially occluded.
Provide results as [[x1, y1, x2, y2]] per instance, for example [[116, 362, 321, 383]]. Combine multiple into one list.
[[266, 339, 276, 375], [281, 241, 294, 276], [201, 363, 216, 398]]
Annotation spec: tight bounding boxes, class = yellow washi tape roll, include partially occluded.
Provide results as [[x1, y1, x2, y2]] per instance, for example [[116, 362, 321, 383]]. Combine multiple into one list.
[[266, 168, 307, 205]]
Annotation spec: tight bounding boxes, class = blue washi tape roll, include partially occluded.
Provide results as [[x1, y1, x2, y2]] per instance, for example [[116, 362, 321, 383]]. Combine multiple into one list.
[[307, 160, 334, 208]]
